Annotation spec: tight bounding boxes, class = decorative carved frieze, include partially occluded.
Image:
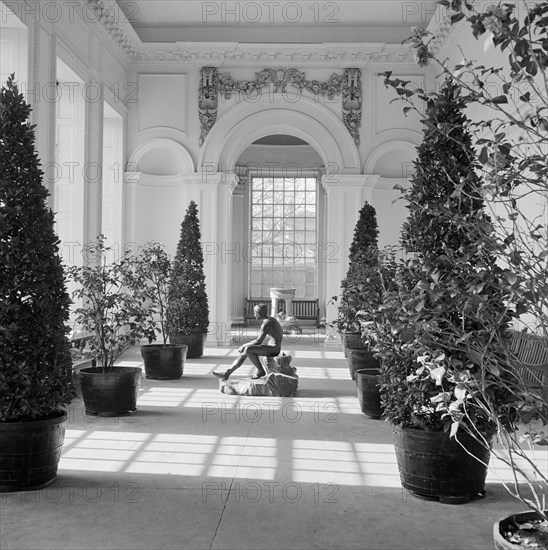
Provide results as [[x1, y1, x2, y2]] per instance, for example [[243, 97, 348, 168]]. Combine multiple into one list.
[[199, 66, 363, 147], [342, 68, 362, 147], [216, 68, 344, 100], [133, 45, 415, 66], [199, 67, 219, 146]]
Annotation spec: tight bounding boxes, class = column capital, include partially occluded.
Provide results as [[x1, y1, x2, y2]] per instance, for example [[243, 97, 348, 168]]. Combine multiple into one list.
[[181, 172, 238, 192]]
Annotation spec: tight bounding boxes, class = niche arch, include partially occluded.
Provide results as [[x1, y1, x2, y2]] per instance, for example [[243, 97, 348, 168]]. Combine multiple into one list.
[[199, 95, 361, 175]]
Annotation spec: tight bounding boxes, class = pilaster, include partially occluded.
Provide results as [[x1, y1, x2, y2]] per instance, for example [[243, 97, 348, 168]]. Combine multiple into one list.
[[83, 78, 104, 246]]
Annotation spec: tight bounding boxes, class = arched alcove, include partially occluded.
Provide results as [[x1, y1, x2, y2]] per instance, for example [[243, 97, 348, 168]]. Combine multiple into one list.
[[364, 139, 419, 177], [128, 138, 195, 175], [199, 95, 360, 175]]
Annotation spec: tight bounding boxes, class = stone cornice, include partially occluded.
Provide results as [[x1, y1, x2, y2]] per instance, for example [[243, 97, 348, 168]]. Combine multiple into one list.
[[84, 0, 142, 59]]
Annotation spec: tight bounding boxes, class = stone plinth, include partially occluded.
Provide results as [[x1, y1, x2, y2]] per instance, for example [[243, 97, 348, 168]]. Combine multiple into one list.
[[219, 353, 298, 397]]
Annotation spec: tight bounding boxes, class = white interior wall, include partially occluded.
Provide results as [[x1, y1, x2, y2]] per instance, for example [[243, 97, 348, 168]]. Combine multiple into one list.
[[16, 0, 437, 339], [0, 2, 28, 88]]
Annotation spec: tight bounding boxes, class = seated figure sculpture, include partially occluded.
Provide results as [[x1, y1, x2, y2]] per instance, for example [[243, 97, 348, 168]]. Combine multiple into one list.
[[212, 303, 283, 380]]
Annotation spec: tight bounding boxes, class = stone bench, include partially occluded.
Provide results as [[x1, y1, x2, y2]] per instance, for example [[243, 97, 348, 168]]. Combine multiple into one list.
[[219, 353, 298, 397]]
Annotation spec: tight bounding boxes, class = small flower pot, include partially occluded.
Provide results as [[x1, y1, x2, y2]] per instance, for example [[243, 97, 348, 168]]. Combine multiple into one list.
[[493, 510, 548, 549]]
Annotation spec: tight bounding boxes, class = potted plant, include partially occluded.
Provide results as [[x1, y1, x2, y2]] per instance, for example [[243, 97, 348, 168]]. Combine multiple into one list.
[[135, 242, 188, 379], [68, 236, 150, 416], [0, 75, 74, 491], [378, 75, 519, 504], [354, 246, 399, 419], [401, 0, 548, 539], [167, 201, 209, 359], [332, 201, 380, 368]]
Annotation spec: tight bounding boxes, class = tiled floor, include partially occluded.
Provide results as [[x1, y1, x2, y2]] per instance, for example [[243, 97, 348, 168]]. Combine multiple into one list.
[[1, 328, 544, 549]]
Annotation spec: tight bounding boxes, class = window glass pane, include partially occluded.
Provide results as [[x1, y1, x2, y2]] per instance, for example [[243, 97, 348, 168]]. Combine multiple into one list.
[[250, 177, 317, 299]]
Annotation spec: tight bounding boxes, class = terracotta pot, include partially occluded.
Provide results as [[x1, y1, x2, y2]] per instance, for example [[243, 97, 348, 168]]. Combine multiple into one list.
[[0, 411, 67, 492]]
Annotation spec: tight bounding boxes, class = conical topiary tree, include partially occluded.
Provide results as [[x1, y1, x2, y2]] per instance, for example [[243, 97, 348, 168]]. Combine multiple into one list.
[[0, 74, 73, 422], [379, 77, 516, 435], [166, 201, 209, 357], [334, 201, 380, 336]]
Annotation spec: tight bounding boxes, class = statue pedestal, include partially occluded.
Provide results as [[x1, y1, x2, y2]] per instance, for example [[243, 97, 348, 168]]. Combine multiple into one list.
[[219, 353, 298, 397], [269, 287, 301, 334]]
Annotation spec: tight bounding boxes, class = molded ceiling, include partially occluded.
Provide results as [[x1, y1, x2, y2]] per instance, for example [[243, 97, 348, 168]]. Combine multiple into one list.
[[116, 1, 438, 44]]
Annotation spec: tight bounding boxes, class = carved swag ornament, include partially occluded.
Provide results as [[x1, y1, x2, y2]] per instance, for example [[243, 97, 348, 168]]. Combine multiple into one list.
[[199, 67, 362, 146]]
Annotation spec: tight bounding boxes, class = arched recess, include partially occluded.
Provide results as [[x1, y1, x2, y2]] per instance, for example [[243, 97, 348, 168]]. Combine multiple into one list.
[[128, 138, 195, 175], [199, 95, 361, 175], [364, 138, 419, 177]]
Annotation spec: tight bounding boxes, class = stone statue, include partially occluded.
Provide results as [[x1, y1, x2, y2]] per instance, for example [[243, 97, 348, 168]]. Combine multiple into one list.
[[219, 353, 298, 397]]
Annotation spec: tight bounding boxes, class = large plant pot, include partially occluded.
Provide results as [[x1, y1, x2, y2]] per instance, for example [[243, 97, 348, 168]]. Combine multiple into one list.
[[140, 344, 188, 380], [341, 332, 362, 357], [355, 368, 382, 419], [0, 411, 67, 492], [170, 333, 205, 359], [79, 366, 142, 417], [346, 346, 379, 380], [493, 510, 548, 549], [392, 426, 490, 504]]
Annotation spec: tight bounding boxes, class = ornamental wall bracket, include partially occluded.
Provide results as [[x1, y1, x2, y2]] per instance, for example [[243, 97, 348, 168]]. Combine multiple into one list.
[[342, 68, 362, 147], [198, 67, 362, 147], [199, 67, 219, 146]]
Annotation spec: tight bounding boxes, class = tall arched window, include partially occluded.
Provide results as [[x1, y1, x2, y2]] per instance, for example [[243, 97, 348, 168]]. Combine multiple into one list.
[[249, 176, 318, 299]]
